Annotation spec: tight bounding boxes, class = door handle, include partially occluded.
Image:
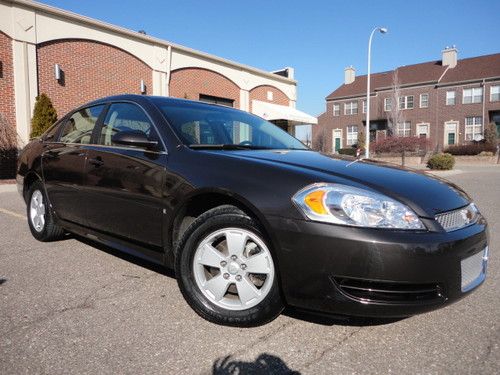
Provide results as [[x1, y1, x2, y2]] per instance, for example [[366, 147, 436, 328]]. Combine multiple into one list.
[[88, 157, 104, 167]]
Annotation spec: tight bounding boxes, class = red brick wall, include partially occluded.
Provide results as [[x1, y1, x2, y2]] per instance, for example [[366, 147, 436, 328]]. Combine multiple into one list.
[[316, 80, 500, 152], [169, 67, 240, 108], [249, 85, 289, 110], [0, 31, 16, 133], [37, 39, 152, 118]]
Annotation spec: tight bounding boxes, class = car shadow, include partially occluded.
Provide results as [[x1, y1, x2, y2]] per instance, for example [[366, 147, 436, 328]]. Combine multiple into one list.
[[212, 353, 300, 375], [71, 234, 404, 327]]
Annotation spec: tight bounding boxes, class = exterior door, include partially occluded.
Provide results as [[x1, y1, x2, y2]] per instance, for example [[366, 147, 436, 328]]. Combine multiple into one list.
[[444, 122, 458, 146], [332, 129, 342, 153], [42, 105, 105, 225], [83, 102, 166, 248]]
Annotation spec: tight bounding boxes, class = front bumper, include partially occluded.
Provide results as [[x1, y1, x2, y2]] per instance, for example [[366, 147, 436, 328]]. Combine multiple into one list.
[[268, 216, 488, 318]]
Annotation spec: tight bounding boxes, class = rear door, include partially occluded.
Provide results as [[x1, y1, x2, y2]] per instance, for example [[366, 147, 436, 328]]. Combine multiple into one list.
[[42, 105, 105, 226], [83, 102, 166, 248]]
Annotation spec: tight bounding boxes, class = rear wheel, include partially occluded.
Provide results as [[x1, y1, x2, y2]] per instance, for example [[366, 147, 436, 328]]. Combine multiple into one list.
[[27, 181, 65, 241], [175, 205, 283, 327]]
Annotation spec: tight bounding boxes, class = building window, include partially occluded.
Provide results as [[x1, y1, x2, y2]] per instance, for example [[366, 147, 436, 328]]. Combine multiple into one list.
[[465, 116, 483, 141], [346, 125, 358, 146], [420, 93, 429, 108], [333, 103, 340, 116], [199, 94, 234, 107], [399, 96, 414, 110], [344, 101, 358, 115], [491, 86, 500, 102], [446, 91, 456, 105], [463, 88, 482, 104], [362, 100, 367, 114], [384, 98, 392, 111], [396, 121, 411, 137], [417, 123, 429, 138]]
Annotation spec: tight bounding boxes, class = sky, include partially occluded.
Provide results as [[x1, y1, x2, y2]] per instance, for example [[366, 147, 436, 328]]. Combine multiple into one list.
[[40, 0, 500, 121]]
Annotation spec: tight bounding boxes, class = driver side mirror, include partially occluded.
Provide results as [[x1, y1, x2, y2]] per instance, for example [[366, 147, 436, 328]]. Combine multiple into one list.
[[111, 130, 159, 150]]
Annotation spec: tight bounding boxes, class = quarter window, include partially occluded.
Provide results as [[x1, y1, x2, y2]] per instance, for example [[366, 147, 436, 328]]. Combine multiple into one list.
[[346, 125, 358, 146], [398, 96, 414, 110], [333, 104, 340, 116], [463, 88, 483, 104], [446, 91, 456, 105], [344, 101, 358, 115], [99, 103, 154, 146], [491, 86, 500, 102], [420, 93, 429, 108], [59, 105, 104, 144], [396, 121, 411, 137], [465, 116, 483, 141]]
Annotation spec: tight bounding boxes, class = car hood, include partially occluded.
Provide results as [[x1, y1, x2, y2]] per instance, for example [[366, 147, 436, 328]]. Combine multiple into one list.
[[216, 150, 470, 218]]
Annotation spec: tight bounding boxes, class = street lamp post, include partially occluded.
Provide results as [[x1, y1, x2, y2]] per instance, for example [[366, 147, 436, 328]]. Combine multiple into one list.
[[365, 26, 388, 159]]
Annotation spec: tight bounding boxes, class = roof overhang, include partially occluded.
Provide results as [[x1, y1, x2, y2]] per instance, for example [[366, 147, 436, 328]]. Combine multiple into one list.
[[251, 100, 318, 125]]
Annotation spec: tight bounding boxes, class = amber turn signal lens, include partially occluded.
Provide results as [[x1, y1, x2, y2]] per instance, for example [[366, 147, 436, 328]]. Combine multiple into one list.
[[304, 190, 327, 215]]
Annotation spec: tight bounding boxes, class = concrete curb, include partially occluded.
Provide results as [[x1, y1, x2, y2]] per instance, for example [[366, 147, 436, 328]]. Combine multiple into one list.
[[0, 184, 18, 194]]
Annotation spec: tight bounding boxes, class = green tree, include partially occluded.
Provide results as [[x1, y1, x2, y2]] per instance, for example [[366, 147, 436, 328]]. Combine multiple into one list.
[[30, 93, 58, 138]]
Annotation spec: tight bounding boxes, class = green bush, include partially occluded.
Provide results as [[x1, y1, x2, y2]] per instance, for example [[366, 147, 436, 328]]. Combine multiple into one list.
[[338, 147, 357, 156], [427, 153, 455, 170], [30, 93, 57, 138], [444, 142, 496, 155]]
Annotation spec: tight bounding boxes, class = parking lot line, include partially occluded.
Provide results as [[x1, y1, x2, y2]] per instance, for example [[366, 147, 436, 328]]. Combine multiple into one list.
[[0, 207, 24, 220]]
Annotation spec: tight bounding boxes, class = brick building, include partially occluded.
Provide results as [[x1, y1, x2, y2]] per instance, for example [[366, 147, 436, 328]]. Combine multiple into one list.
[[316, 48, 500, 153], [0, 0, 316, 149]]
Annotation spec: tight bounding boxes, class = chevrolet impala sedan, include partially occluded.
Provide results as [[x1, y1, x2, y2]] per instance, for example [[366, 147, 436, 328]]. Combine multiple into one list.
[[17, 94, 489, 326]]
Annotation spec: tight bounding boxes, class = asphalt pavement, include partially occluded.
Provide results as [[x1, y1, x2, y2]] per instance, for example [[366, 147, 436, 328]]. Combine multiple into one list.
[[1, 166, 499, 374]]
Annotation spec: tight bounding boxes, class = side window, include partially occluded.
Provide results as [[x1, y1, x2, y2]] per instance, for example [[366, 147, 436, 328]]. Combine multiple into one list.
[[99, 103, 154, 146], [59, 105, 104, 144]]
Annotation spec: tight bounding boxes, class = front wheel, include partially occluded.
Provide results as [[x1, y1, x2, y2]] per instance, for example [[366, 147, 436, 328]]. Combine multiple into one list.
[[175, 205, 284, 327]]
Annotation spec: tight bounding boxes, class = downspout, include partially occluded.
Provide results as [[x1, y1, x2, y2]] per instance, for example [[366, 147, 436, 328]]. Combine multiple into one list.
[[166, 45, 173, 96], [482, 78, 486, 138], [436, 66, 450, 151]]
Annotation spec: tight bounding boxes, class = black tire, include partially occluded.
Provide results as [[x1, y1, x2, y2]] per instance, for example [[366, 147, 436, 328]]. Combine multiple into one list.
[[26, 180, 65, 242], [175, 205, 284, 327]]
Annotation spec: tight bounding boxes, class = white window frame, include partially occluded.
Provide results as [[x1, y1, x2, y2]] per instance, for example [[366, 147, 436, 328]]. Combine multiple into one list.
[[344, 101, 358, 115], [396, 121, 411, 137], [333, 103, 340, 117], [384, 98, 392, 112], [465, 116, 483, 141], [419, 93, 429, 108], [346, 125, 358, 146], [362, 100, 367, 114], [446, 91, 456, 105], [491, 85, 500, 102], [398, 95, 414, 110], [463, 87, 483, 104], [416, 122, 430, 138]]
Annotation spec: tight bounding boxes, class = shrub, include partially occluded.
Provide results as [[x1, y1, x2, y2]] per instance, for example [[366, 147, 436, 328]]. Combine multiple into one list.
[[484, 122, 498, 146], [30, 93, 57, 138], [0, 113, 19, 179], [427, 153, 455, 170], [370, 136, 430, 155], [444, 141, 497, 156], [338, 147, 357, 156]]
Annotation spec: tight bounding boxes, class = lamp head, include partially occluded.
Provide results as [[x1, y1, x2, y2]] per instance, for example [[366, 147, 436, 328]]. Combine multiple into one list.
[[379, 27, 388, 34]]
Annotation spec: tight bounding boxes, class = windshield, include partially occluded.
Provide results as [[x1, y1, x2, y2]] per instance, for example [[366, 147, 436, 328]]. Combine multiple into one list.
[[153, 98, 308, 150]]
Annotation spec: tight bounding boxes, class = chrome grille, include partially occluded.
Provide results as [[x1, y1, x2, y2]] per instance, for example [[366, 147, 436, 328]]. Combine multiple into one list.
[[435, 204, 478, 232], [461, 247, 488, 292]]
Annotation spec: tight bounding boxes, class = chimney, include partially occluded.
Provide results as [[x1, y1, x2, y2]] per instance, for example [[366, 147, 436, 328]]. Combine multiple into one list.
[[442, 46, 458, 68], [344, 66, 355, 85]]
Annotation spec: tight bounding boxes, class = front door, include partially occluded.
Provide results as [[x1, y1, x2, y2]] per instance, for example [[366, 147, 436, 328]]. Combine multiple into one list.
[[332, 129, 342, 153], [42, 105, 105, 226], [84, 102, 166, 248], [444, 122, 458, 146]]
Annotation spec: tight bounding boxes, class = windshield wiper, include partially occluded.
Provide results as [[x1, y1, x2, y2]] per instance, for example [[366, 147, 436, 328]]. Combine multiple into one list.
[[188, 144, 272, 150]]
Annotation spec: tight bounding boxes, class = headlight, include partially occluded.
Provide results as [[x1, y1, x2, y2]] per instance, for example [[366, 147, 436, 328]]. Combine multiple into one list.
[[292, 183, 425, 230]]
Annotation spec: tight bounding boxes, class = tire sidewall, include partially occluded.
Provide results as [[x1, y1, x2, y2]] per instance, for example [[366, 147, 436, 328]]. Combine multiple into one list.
[[176, 211, 283, 326], [27, 182, 52, 240]]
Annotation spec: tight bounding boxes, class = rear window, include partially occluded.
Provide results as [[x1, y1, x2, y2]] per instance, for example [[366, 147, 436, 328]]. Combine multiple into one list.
[[59, 105, 105, 144]]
